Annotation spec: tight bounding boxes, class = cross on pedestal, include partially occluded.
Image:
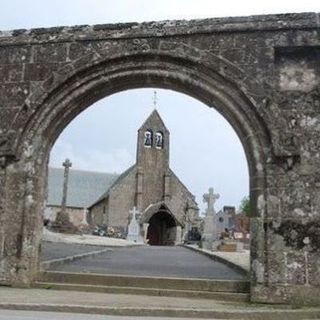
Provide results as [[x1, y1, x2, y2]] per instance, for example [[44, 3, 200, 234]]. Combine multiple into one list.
[[203, 187, 220, 214], [129, 206, 140, 221], [202, 187, 220, 248], [52, 158, 77, 233], [61, 158, 72, 216], [127, 206, 143, 243]]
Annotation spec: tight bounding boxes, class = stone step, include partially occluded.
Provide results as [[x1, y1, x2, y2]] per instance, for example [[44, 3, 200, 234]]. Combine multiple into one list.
[[2, 298, 320, 320], [34, 282, 250, 302], [38, 271, 250, 293], [2, 286, 320, 320]]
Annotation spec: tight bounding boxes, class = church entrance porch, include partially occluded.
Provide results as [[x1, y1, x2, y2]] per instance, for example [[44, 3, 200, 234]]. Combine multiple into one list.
[[147, 211, 177, 246]]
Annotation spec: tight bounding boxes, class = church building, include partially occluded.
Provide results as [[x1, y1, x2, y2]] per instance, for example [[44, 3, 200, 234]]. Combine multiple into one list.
[[88, 110, 200, 245]]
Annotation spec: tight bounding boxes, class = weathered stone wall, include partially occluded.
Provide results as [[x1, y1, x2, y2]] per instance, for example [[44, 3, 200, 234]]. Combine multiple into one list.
[[44, 205, 87, 227], [166, 170, 198, 225], [89, 199, 106, 226], [108, 168, 137, 231], [0, 12, 319, 304], [0, 163, 7, 281]]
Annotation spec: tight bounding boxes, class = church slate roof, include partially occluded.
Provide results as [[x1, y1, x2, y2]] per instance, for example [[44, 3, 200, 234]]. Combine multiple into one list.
[[47, 167, 119, 208]]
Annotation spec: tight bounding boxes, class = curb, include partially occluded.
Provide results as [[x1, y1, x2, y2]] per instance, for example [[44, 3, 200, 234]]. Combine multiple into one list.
[[0, 303, 320, 319], [40, 248, 112, 270], [183, 245, 249, 276], [34, 282, 249, 302]]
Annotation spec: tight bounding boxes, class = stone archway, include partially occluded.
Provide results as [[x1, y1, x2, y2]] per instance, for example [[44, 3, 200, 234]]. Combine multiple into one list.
[[141, 203, 183, 246], [1, 52, 270, 289], [0, 13, 319, 305]]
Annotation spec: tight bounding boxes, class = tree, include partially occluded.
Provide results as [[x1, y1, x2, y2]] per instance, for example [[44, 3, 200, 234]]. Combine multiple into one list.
[[239, 196, 252, 217]]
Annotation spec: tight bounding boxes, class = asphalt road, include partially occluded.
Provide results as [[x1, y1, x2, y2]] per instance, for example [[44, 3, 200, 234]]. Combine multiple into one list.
[[49, 245, 245, 280], [0, 310, 215, 320], [41, 241, 109, 261]]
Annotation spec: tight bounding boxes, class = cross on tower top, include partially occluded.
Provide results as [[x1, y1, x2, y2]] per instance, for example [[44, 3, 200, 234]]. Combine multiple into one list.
[[63, 158, 72, 169], [203, 187, 220, 214], [152, 90, 158, 109]]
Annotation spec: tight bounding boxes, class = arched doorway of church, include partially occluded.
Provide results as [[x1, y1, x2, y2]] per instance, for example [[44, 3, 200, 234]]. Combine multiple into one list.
[[147, 211, 177, 246]]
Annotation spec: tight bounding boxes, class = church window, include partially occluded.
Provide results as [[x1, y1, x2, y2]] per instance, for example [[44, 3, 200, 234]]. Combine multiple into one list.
[[144, 130, 153, 147], [155, 131, 164, 149], [219, 217, 224, 223]]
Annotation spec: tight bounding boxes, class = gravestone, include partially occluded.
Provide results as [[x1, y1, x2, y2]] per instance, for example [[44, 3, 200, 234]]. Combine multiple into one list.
[[127, 207, 144, 244]]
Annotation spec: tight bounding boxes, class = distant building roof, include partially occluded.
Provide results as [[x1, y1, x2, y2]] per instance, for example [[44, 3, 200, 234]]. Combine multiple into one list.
[[47, 167, 119, 208]]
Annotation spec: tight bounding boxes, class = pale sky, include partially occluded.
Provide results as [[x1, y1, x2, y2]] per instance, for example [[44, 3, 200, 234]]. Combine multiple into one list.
[[0, 1, 319, 30], [49, 89, 248, 213], [1, 1, 319, 212]]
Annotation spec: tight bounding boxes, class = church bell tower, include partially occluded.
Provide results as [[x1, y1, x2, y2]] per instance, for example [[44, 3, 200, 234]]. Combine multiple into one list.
[[135, 109, 170, 210], [136, 109, 170, 167]]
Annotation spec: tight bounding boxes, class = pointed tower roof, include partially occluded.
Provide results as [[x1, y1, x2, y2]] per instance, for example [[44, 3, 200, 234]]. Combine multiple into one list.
[[136, 109, 170, 165], [138, 109, 170, 134]]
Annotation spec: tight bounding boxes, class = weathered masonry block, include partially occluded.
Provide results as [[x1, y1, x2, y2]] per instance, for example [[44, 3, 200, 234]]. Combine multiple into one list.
[[0, 12, 319, 305]]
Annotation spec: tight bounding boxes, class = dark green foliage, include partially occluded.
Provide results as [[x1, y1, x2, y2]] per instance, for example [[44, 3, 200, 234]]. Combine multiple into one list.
[[239, 196, 252, 217]]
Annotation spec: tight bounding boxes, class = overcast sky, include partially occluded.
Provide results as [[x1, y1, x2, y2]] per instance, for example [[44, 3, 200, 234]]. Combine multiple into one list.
[[1, 1, 319, 212], [0, 1, 319, 30]]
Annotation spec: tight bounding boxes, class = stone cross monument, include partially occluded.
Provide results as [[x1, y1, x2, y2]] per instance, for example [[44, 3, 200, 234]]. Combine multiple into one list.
[[127, 207, 143, 244], [61, 158, 72, 216], [53, 158, 75, 232], [202, 187, 220, 249], [203, 188, 219, 215]]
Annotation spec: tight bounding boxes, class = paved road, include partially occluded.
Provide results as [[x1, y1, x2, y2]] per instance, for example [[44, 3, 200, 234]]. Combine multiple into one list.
[[0, 310, 216, 320], [49, 245, 245, 280], [41, 242, 110, 261]]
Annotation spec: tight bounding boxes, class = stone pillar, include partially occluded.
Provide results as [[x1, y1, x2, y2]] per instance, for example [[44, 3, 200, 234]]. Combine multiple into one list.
[[135, 167, 144, 211], [164, 172, 171, 202], [0, 150, 45, 286], [0, 157, 8, 283], [183, 201, 196, 240], [58, 158, 72, 221], [175, 226, 182, 245], [81, 208, 88, 225], [143, 223, 149, 244]]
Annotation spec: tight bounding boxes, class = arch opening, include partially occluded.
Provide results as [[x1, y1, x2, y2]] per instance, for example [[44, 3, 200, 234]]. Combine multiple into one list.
[[7, 53, 272, 285], [19, 54, 270, 187]]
